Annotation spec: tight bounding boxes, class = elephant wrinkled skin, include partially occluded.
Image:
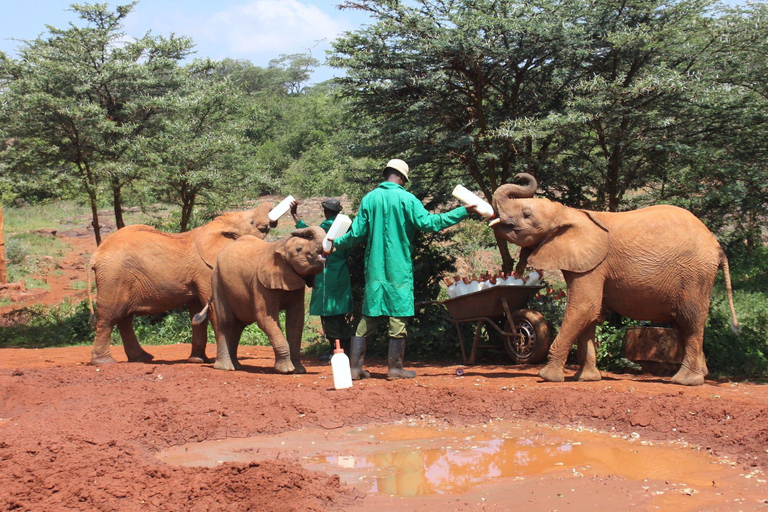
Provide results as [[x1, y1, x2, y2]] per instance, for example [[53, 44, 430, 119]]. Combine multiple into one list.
[[197, 226, 326, 374], [86, 203, 275, 365], [491, 174, 739, 386]]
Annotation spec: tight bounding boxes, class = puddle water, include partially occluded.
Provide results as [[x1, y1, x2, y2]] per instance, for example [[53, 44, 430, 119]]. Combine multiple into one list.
[[158, 420, 767, 508]]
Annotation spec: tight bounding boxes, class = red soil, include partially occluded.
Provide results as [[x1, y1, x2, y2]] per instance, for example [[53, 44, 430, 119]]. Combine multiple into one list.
[[1, 222, 767, 511]]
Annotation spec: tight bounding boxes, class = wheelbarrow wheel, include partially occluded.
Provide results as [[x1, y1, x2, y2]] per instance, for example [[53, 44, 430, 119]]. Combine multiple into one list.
[[503, 309, 551, 364]]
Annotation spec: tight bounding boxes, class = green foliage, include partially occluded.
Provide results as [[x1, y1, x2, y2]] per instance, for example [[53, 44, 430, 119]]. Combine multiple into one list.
[[594, 320, 643, 374], [703, 246, 768, 380], [0, 299, 93, 348]]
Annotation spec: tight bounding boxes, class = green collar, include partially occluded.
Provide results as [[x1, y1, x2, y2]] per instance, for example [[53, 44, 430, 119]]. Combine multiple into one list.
[[378, 181, 405, 191]]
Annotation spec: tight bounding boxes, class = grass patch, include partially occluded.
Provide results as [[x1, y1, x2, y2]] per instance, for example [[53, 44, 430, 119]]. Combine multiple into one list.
[[0, 299, 93, 348], [3, 201, 92, 233]]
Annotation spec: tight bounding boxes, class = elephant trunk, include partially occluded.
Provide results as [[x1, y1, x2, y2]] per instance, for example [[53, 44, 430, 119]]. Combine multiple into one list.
[[492, 173, 538, 209]]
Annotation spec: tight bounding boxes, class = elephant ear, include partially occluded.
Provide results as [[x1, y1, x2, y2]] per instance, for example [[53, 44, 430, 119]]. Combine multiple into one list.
[[528, 208, 609, 273], [256, 237, 307, 291], [195, 219, 239, 268]]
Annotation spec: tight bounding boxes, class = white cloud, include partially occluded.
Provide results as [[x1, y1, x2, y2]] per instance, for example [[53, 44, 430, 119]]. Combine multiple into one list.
[[165, 0, 351, 63]]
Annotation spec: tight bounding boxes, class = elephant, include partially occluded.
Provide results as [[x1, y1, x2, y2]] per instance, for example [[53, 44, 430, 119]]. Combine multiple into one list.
[[86, 202, 276, 365], [193, 226, 327, 374], [490, 174, 738, 386]]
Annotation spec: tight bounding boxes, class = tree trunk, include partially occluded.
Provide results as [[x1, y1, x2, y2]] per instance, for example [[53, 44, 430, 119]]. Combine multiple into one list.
[[180, 192, 196, 233], [0, 206, 6, 284], [179, 198, 195, 233], [495, 230, 516, 274], [80, 162, 102, 245], [89, 193, 102, 246], [112, 179, 125, 229]]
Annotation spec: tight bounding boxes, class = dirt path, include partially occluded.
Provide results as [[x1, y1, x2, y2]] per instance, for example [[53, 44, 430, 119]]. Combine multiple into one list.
[[1, 344, 767, 511]]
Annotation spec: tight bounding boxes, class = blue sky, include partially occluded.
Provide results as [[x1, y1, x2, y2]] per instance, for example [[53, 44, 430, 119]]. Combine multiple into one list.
[[1, 1, 749, 85], [0, 1, 374, 84]]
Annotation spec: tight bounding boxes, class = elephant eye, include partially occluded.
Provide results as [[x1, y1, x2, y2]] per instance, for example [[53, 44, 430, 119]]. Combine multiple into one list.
[[522, 209, 532, 218]]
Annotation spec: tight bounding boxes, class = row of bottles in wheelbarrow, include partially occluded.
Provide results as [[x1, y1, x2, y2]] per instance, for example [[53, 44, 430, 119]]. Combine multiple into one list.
[[442, 270, 543, 299]]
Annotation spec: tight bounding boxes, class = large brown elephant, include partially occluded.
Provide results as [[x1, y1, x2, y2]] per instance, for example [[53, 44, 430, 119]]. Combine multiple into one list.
[[86, 203, 276, 365], [193, 227, 326, 374], [490, 174, 739, 386]]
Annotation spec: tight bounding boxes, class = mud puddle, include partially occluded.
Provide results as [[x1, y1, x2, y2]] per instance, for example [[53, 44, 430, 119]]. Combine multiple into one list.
[[158, 420, 767, 510]]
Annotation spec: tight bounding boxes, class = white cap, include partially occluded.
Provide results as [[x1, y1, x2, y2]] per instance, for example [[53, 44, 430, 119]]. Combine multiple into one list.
[[385, 159, 409, 181]]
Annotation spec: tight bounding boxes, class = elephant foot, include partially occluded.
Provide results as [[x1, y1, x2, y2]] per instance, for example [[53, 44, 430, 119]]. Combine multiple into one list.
[[214, 359, 236, 371], [274, 359, 296, 374], [292, 362, 306, 374], [90, 353, 117, 365], [573, 366, 602, 382], [671, 367, 705, 386], [539, 364, 565, 383], [127, 350, 154, 363], [187, 354, 212, 364]]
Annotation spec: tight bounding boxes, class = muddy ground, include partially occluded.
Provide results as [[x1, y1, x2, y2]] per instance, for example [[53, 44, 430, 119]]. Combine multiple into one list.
[[1, 206, 768, 511]]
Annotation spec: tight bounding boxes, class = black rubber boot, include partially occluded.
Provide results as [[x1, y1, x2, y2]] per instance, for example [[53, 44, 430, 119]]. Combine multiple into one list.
[[350, 336, 370, 380], [387, 338, 416, 380], [318, 338, 334, 363]]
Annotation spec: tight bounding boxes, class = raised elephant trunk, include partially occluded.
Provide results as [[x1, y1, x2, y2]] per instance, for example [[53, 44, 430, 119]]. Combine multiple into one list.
[[498, 173, 538, 200]]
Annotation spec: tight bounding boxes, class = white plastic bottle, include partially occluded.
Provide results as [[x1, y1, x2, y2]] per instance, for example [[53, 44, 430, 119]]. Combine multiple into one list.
[[331, 339, 353, 390], [453, 275, 468, 297], [524, 270, 542, 286], [467, 275, 481, 294], [322, 214, 352, 253], [444, 277, 458, 298], [268, 195, 296, 222], [508, 272, 525, 286], [452, 185, 494, 218]]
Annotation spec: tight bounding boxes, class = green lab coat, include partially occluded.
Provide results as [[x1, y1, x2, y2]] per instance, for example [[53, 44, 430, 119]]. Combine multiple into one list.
[[296, 218, 353, 316], [334, 181, 468, 317]]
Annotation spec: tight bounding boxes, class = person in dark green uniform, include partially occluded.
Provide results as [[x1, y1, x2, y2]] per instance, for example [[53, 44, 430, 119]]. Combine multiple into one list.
[[291, 198, 353, 362], [331, 159, 479, 380]]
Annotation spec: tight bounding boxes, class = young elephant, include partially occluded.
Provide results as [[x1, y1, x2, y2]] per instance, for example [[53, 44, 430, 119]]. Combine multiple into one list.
[[491, 174, 739, 386], [87, 203, 275, 365], [196, 226, 327, 374]]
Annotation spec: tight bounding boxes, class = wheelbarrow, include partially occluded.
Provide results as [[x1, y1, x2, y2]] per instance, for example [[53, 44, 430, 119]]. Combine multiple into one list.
[[416, 285, 552, 365]]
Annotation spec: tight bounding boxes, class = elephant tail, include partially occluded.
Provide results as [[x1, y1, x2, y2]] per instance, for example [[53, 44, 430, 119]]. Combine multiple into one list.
[[86, 252, 97, 331], [719, 248, 740, 334], [192, 299, 211, 326]]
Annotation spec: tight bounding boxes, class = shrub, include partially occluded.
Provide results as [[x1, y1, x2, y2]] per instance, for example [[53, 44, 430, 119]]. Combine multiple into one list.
[[0, 299, 92, 348]]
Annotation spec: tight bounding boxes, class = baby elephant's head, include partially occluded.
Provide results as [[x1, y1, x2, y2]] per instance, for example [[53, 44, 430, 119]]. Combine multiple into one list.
[[279, 226, 327, 279]]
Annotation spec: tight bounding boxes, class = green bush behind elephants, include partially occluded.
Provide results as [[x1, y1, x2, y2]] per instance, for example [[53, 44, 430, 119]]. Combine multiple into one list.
[[2, 202, 767, 381]]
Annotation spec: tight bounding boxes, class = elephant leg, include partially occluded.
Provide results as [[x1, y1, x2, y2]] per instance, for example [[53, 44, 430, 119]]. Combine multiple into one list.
[[227, 321, 247, 371], [116, 317, 154, 363], [213, 317, 238, 371], [572, 324, 601, 382], [187, 302, 211, 364], [257, 314, 295, 374], [540, 275, 602, 383], [284, 300, 306, 374], [671, 322, 707, 386], [90, 316, 117, 365]]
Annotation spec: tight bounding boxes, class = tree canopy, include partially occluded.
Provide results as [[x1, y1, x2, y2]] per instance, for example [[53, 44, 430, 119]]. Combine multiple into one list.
[[331, 0, 767, 267]]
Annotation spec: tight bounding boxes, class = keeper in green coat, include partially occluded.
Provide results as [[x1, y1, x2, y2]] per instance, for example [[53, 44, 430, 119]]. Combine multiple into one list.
[[291, 198, 353, 362], [332, 159, 479, 380]]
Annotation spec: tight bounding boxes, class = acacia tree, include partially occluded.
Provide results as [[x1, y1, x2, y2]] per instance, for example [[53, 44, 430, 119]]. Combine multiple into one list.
[[331, 0, 590, 268], [500, 0, 722, 212], [672, 2, 768, 251], [149, 61, 251, 232], [0, 2, 192, 244], [330, 0, 750, 270]]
